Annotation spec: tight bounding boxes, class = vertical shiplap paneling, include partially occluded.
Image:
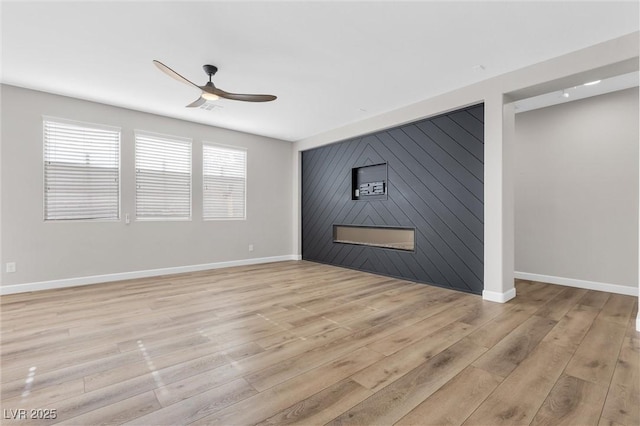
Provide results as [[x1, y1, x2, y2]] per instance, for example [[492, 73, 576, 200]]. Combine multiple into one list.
[[302, 104, 484, 294]]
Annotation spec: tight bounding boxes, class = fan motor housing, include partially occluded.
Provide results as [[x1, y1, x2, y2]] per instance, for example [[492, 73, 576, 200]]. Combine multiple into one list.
[[203, 65, 218, 76]]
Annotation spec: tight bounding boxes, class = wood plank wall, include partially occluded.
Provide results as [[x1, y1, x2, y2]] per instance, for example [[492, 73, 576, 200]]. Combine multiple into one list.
[[301, 104, 484, 294]]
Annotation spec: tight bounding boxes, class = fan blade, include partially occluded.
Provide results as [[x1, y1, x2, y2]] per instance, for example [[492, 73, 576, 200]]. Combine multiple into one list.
[[186, 97, 206, 108], [220, 92, 277, 102], [202, 85, 276, 102], [153, 60, 200, 89]]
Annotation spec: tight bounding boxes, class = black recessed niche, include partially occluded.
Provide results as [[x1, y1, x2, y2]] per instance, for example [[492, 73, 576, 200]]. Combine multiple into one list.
[[352, 162, 387, 201]]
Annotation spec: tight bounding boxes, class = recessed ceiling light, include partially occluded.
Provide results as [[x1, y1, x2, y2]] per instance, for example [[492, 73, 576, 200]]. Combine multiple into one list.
[[584, 80, 601, 86]]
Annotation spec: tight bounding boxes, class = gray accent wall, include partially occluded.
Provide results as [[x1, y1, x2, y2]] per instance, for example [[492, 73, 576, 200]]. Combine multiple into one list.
[[515, 88, 639, 289], [302, 104, 484, 294]]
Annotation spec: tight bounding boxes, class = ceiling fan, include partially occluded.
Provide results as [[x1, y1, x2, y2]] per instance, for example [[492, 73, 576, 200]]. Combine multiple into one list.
[[153, 60, 277, 107]]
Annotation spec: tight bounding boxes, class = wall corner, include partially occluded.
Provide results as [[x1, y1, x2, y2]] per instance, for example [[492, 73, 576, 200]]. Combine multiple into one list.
[[482, 287, 516, 303]]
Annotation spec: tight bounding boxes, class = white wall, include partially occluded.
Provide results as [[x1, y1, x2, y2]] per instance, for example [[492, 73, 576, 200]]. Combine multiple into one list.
[[1, 85, 294, 290], [515, 88, 639, 292]]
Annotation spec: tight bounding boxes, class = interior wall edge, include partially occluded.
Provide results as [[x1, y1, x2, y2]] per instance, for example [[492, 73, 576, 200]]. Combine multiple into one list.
[[482, 287, 516, 303]]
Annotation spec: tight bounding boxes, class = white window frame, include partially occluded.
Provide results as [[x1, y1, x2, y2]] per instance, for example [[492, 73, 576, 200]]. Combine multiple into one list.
[[135, 130, 192, 221], [202, 142, 247, 221], [42, 116, 121, 222]]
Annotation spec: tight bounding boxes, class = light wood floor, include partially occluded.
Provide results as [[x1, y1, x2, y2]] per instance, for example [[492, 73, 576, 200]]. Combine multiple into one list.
[[1, 261, 638, 426]]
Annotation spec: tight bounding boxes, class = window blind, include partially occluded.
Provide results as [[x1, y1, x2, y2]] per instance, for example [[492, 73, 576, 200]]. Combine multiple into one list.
[[135, 131, 192, 220], [203, 144, 246, 220], [43, 118, 120, 221]]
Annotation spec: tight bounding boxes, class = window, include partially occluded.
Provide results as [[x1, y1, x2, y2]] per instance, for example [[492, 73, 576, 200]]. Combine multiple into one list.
[[203, 143, 246, 220], [43, 118, 120, 221], [135, 131, 192, 220]]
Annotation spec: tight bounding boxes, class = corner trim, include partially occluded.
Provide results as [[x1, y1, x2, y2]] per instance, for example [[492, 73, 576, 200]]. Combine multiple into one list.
[[0, 255, 301, 295], [637, 313, 640, 332], [482, 288, 516, 303], [514, 271, 639, 297]]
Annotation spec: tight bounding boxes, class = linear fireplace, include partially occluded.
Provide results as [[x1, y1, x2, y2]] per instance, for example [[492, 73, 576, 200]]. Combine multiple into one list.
[[333, 224, 415, 252]]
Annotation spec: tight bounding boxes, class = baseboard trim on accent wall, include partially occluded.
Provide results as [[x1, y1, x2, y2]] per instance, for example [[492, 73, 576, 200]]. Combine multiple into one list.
[[1, 255, 302, 295], [514, 271, 639, 297], [482, 288, 516, 303]]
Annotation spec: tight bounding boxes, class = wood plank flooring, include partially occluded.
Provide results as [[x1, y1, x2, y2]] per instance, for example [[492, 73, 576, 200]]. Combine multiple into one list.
[[1, 261, 638, 425]]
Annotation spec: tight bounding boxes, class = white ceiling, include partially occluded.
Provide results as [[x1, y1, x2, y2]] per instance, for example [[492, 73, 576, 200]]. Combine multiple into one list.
[[2, 1, 638, 142]]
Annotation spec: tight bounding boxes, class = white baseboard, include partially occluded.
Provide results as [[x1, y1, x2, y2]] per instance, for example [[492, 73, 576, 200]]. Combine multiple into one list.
[[514, 271, 639, 297], [0, 255, 301, 295], [482, 288, 517, 303]]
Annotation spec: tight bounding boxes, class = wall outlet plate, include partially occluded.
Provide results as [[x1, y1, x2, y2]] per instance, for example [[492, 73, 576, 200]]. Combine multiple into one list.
[[6, 262, 16, 273]]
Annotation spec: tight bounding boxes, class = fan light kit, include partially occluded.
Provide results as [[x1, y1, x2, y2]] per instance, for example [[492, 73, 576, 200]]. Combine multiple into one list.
[[153, 60, 277, 107]]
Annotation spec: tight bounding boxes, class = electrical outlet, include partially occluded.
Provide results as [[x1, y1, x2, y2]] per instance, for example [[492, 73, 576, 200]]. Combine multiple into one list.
[[249, 244, 254, 252], [6, 262, 16, 273]]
